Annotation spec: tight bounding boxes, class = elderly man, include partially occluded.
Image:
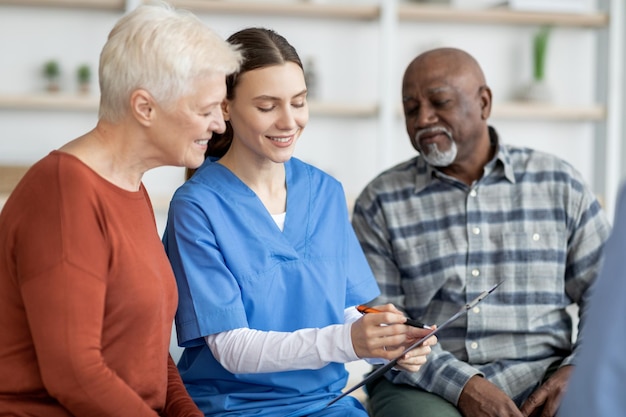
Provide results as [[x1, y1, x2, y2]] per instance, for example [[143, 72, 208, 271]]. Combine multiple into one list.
[[352, 47, 611, 417]]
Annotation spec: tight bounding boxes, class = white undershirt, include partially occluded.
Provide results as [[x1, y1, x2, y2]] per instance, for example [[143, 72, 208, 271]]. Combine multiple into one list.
[[271, 212, 286, 232], [205, 306, 372, 374]]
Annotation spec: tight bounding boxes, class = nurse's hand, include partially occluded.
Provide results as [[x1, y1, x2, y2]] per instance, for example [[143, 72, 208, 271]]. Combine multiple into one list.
[[394, 327, 437, 372], [350, 303, 435, 362]]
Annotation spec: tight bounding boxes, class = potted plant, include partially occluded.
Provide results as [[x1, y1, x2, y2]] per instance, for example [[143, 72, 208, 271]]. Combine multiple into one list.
[[533, 26, 551, 85], [76, 64, 92, 94], [43, 59, 60, 92], [518, 26, 552, 102]]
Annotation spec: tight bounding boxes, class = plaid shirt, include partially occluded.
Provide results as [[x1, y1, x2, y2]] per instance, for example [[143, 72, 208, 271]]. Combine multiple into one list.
[[352, 127, 611, 406]]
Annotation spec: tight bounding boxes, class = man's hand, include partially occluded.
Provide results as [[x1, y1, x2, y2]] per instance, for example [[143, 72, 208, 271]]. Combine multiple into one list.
[[458, 375, 524, 417], [520, 365, 573, 417]]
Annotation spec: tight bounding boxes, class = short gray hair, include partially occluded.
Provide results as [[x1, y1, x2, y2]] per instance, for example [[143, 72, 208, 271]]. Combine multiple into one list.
[[98, 1, 241, 123]]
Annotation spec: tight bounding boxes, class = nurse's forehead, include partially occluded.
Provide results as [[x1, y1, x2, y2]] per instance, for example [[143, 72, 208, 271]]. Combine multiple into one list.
[[236, 69, 305, 98]]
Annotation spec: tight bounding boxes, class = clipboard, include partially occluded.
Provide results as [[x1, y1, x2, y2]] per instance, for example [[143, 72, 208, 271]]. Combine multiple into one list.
[[326, 281, 503, 407]]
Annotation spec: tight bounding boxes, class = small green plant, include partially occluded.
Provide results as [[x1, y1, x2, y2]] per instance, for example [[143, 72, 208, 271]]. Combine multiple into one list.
[[76, 64, 92, 93], [516, 26, 553, 102], [533, 26, 551, 82], [77, 64, 91, 84], [43, 59, 60, 92], [43, 60, 60, 79]]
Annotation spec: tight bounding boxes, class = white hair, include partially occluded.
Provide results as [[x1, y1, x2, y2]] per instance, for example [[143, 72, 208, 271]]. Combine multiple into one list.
[[98, 1, 241, 123]]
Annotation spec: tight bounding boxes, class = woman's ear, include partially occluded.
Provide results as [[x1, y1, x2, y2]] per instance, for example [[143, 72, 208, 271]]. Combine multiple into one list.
[[221, 100, 230, 122], [131, 89, 154, 126]]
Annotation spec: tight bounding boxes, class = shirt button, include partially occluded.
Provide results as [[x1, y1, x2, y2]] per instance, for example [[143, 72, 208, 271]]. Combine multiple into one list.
[[472, 227, 480, 235], [469, 189, 477, 197], [473, 307, 480, 314], [471, 269, 480, 277], [470, 342, 478, 349], [532, 233, 541, 241]]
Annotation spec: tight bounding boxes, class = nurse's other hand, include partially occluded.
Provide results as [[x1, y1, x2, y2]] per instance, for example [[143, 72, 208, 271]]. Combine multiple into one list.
[[394, 343, 432, 372]]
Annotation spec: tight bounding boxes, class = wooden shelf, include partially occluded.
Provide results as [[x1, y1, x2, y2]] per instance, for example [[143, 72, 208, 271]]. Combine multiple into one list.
[[0, 0, 124, 10], [170, 2, 608, 27], [0, 93, 376, 118], [396, 101, 604, 122], [0, 0, 609, 27], [166, 0, 380, 20], [308, 100, 378, 118], [491, 102, 605, 121], [0, 165, 30, 194], [0, 93, 99, 111], [398, 4, 608, 28], [0, 94, 604, 122]]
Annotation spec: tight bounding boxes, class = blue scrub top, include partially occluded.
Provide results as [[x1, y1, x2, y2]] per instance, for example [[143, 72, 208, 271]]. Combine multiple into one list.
[[163, 157, 380, 416], [558, 183, 626, 417]]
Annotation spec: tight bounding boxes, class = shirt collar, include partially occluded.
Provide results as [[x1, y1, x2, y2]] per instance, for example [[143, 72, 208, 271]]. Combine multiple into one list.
[[489, 126, 516, 184], [413, 126, 516, 194]]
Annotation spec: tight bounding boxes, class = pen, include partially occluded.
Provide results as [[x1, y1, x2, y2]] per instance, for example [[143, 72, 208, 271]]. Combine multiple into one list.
[[356, 305, 432, 329]]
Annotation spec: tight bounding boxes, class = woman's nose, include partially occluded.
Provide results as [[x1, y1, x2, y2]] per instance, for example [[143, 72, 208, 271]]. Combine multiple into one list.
[[209, 112, 226, 134], [276, 107, 297, 130]]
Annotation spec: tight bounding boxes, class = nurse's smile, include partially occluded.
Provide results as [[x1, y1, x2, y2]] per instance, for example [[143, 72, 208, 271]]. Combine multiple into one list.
[[268, 135, 295, 147]]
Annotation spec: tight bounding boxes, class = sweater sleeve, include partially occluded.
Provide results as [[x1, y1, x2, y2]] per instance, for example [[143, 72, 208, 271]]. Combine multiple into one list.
[[161, 355, 203, 417], [21, 263, 159, 417]]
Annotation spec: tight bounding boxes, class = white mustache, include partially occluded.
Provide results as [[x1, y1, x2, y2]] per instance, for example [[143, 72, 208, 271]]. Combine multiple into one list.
[[414, 126, 452, 142]]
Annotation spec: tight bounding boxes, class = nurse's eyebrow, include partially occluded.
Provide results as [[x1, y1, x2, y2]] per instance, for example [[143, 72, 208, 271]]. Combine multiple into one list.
[[253, 89, 308, 101]]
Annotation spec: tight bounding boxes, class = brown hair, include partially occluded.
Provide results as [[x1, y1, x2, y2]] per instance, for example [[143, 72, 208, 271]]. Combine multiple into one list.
[[186, 28, 302, 180]]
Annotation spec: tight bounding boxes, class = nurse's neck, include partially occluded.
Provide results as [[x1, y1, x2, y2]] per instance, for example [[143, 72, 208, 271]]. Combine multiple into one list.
[[219, 154, 287, 215]]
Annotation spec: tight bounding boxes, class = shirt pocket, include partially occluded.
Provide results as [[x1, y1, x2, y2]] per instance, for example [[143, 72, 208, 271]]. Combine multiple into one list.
[[485, 227, 569, 314]]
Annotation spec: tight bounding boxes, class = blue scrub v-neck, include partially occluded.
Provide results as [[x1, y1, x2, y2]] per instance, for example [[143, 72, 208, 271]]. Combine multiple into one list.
[[163, 157, 380, 417]]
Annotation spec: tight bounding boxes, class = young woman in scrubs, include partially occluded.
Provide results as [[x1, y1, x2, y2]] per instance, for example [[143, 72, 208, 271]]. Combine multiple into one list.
[[163, 28, 436, 417]]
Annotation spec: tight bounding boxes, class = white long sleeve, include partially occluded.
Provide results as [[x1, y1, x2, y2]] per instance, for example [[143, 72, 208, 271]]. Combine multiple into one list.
[[205, 306, 386, 374], [343, 304, 364, 324], [206, 323, 358, 374]]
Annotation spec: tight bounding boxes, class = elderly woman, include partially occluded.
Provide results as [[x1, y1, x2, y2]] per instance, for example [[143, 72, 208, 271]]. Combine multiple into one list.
[[0, 3, 240, 416]]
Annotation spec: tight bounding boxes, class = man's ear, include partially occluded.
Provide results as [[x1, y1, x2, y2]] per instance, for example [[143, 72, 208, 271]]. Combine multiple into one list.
[[479, 85, 492, 120], [131, 89, 154, 126]]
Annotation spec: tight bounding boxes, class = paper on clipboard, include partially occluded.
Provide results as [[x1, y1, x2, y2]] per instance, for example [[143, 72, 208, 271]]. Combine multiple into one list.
[[326, 281, 503, 407]]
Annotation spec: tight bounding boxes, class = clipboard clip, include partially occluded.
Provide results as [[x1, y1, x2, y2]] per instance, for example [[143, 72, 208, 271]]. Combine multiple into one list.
[[466, 281, 502, 310], [326, 280, 504, 407]]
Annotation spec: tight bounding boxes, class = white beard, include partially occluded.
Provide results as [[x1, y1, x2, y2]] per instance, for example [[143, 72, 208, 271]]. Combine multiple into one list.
[[414, 127, 458, 167], [421, 140, 458, 167]]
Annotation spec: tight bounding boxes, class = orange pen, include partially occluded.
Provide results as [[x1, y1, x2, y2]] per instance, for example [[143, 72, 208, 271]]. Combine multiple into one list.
[[356, 305, 431, 329]]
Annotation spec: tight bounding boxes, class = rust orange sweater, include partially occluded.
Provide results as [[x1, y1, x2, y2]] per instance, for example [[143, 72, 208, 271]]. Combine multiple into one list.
[[0, 151, 201, 417]]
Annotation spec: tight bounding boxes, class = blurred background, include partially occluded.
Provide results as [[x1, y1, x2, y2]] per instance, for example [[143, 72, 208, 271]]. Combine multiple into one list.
[[0, 0, 622, 391]]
